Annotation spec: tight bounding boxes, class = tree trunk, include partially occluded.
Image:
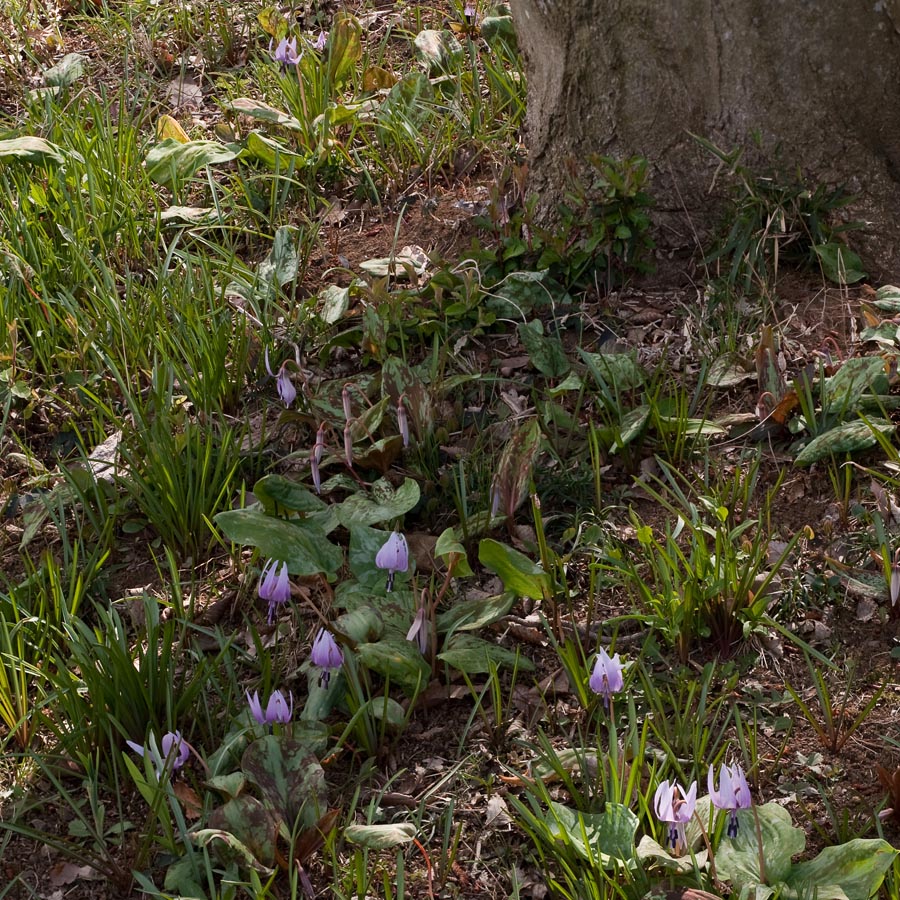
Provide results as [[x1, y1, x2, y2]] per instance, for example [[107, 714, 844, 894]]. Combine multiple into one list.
[[509, 0, 900, 279]]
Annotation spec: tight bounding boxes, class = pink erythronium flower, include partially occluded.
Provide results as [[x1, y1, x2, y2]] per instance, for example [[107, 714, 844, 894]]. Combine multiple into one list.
[[126, 730, 190, 780], [272, 36, 301, 67], [247, 689, 293, 725], [588, 646, 624, 707], [311, 628, 343, 687], [259, 558, 291, 623], [343, 422, 354, 469], [376, 531, 409, 591], [654, 779, 697, 856], [265, 347, 297, 408], [708, 763, 752, 838], [406, 606, 428, 655]]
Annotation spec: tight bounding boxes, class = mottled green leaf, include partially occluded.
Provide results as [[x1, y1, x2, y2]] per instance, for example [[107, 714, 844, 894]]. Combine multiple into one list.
[[794, 418, 894, 465], [0, 136, 66, 166], [145, 138, 242, 186], [336, 478, 420, 527], [518, 320, 570, 378], [814, 242, 867, 284], [478, 539, 549, 600], [44, 53, 88, 87], [344, 823, 416, 848], [579, 348, 645, 392], [241, 736, 326, 827], [436, 592, 515, 636], [414, 29, 463, 74], [221, 97, 303, 130], [254, 474, 325, 515], [319, 284, 350, 324], [357, 636, 431, 693], [206, 795, 278, 866], [544, 801, 638, 868], [437, 632, 532, 674], [259, 225, 301, 288], [716, 802, 806, 888], [214, 509, 342, 579], [327, 13, 363, 86], [245, 131, 306, 168], [786, 838, 897, 900]]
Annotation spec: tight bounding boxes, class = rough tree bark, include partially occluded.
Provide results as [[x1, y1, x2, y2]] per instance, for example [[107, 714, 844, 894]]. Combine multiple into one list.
[[509, 0, 900, 278]]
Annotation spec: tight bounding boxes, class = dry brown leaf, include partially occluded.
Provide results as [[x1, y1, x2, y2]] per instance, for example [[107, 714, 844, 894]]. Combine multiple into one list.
[[172, 781, 203, 819], [48, 861, 100, 887]]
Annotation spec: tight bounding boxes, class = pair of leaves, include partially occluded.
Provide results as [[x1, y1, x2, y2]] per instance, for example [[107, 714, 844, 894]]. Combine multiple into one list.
[[716, 803, 896, 900]]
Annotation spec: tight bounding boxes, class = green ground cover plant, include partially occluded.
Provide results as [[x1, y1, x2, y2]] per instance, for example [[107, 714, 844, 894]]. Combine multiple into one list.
[[0, 2, 899, 899]]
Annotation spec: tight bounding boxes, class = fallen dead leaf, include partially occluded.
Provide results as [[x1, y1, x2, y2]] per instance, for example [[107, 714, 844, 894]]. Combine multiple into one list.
[[173, 781, 203, 819], [48, 861, 101, 887]]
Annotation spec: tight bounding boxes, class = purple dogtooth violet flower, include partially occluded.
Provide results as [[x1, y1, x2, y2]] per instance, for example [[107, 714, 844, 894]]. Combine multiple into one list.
[[265, 347, 297, 408], [259, 558, 291, 623], [464, 3, 476, 25], [272, 36, 301, 67], [310, 422, 326, 494], [343, 421, 354, 469], [708, 763, 752, 838], [342, 384, 353, 423], [376, 531, 409, 591], [247, 689, 293, 725], [588, 646, 624, 707], [406, 605, 428, 655], [314, 30, 328, 51], [311, 628, 343, 687], [654, 779, 697, 856], [126, 730, 190, 780], [397, 394, 410, 448], [490, 480, 501, 518]]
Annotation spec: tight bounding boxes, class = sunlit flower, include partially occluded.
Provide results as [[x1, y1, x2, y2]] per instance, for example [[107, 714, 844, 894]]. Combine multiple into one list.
[[708, 763, 751, 838], [464, 2, 476, 24], [126, 730, 190, 780], [376, 531, 409, 591], [588, 646, 624, 707], [272, 36, 301, 67], [247, 689, 293, 725], [654, 779, 697, 856], [314, 30, 328, 52], [311, 628, 343, 687], [259, 558, 291, 623], [406, 606, 428, 655]]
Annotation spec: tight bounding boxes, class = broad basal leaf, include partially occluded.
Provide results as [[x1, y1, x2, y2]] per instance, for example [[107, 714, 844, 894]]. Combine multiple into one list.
[[478, 539, 550, 600], [544, 801, 638, 869], [414, 29, 464, 74], [786, 839, 897, 900], [716, 802, 806, 889], [336, 478, 420, 528], [145, 138, 242, 186], [241, 736, 327, 827], [794, 418, 894, 466], [437, 633, 533, 674], [214, 509, 342, 579], [344, 823, 416, 849], [0, 136, 66, 166], [357, 637, 431, 694], [221, 97, 303, 131]]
